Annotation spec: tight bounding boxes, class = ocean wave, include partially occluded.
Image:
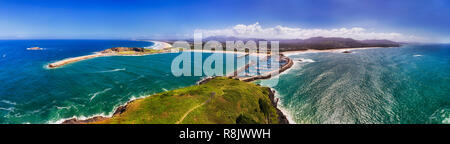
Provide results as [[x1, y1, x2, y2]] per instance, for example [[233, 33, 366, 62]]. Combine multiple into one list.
[[0, 100, 17, 105], [98, 68, 126, 73], [270, 88, 296, 124], [443, 117, 450, 124], [56, 106, 73, 110], [294, 58, 315, 63], [47, 112, 113, 124], [48, 92, 155, 124], [162, 88, 168, 91], [129, 75, 145, 82], [89, 88, 112, 101], [258, 57, 309, 84], [0, 107, 14, 112], [429, 108, 450, 124], [413, 54, 422, 57]]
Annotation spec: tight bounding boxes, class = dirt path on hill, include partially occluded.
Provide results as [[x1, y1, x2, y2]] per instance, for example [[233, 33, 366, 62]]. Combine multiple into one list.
[[175, 93, 215, 124]]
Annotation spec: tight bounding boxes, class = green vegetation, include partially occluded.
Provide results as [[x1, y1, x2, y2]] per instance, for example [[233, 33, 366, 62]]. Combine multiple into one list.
[[143, 49, 162, 53], [236, 114, 258, 124], [117, 49, 163, 55], [117, 51, 140, 55], [93, 77, 280, 124]]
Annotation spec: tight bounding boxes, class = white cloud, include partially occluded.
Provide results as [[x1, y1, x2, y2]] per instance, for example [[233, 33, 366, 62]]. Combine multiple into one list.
[[195, 22, 425, 42]]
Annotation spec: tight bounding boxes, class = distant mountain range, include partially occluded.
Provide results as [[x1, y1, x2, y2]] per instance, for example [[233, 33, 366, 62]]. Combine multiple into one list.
[[166, 36, 401, 51]]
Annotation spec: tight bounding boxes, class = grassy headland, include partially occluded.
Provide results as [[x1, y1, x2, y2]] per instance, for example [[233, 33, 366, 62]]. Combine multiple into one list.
[[64, 77, 288, 124]]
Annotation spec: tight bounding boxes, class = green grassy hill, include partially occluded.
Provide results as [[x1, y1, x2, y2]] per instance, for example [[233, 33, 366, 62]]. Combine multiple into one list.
[[92, 77, 282, 124]]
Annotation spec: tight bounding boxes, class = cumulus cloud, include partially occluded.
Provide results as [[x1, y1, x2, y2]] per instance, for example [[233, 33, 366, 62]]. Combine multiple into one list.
[[195, 22, 425, 42]]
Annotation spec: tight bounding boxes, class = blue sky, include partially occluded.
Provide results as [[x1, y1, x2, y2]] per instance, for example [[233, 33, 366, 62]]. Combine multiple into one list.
[[0, 0, 449, 42]]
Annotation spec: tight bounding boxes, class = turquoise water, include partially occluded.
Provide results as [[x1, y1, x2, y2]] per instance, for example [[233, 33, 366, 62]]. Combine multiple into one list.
[[1, 40, 449, 124], [258, 45, 450, 124], [0, 40, 243, 124]]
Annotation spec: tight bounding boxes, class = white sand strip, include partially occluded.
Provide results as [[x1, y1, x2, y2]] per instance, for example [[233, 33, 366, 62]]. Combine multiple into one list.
[[145, 41, 172, 50]]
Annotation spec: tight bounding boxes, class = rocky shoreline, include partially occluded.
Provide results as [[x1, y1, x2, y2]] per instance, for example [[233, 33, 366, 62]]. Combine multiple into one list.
[[62, 77, 292, 124], [62, 100, 134, 124], [267, 88, 290, 124], [62, 53, 294, 124]]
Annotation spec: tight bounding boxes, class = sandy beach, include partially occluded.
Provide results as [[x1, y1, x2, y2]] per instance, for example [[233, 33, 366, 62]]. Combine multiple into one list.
[[185, 47, 384, 57], [145, 41, 173, 49], [282, 47, 383, 56], [185, 49, 273, 56], [47, 53, 109, 68]]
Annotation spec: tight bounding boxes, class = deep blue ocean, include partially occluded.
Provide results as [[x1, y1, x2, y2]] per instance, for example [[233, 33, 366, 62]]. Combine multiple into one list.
[[0, 40, 449, 124], [258, 45, 450, 124]]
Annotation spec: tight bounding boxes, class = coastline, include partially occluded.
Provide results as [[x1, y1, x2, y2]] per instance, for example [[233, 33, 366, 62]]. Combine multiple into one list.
[[281, 47, 384, 56], [269, 88, 296, 124], [57, 46, 395, 124], [51, 93, 148, 124], [61, 77, 289, 124], [46, 53, 108, 69], [47, 41, 173, 69], [267, 88, 292, 124], [58, 50, 295, 124], [239, 54, 293, 82], [185, 49, 270, 56], [144, 41, 173, 50]]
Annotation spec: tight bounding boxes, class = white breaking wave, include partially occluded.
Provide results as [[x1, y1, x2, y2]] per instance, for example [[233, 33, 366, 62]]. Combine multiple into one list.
[[162, 88, 168, 92], [56, 106, 73, 110], [89, 88, 112, 101], [295, 58, 315, 63], [48, 112, 112, 124], [0, 100, 17, 105], [413, 54, 422, 57], [0, 107, 14, 111], [98, 68, 126, 73], [270, 88, 296, 124], [443, 117, 450, 124]]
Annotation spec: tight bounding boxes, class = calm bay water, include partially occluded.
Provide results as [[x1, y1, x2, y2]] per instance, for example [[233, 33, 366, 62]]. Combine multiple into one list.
[[258, 45, 450, 124]]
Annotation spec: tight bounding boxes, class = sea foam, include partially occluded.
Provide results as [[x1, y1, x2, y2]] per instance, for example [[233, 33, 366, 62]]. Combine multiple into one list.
[[98, 68, 126, 73], [89, 88, 112, 101], [0, 100, 17, 105], [295, 58, 315, 63]]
